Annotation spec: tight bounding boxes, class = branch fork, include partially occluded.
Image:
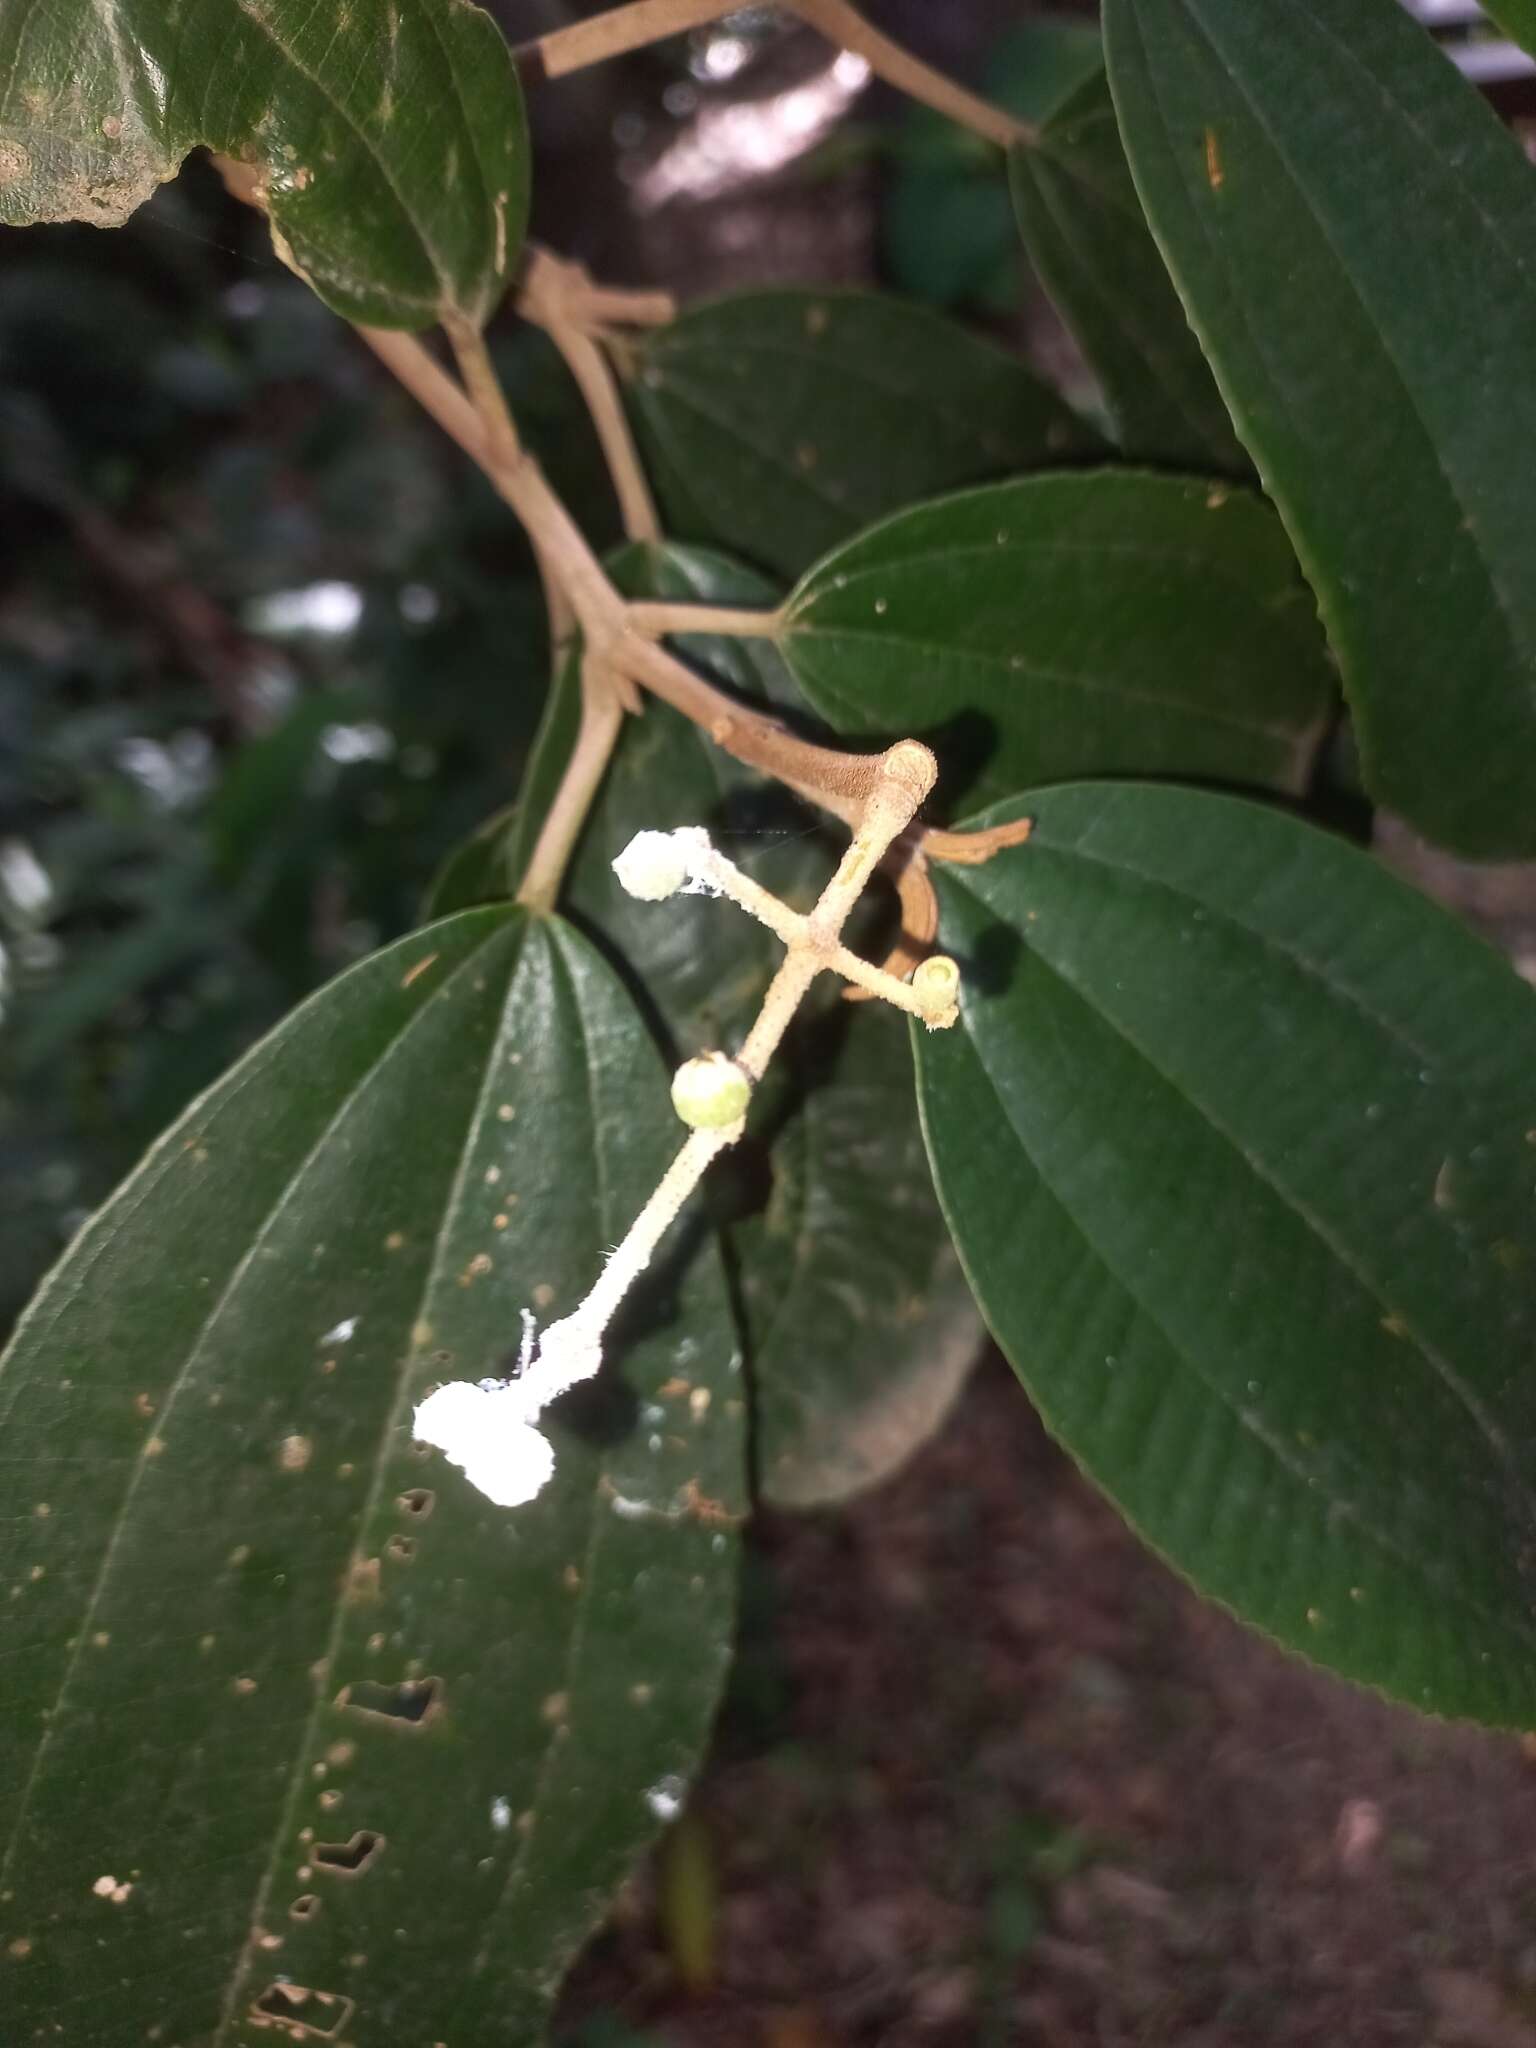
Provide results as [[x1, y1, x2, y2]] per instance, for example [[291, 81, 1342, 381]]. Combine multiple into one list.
[[414, 740, 959, 1510]]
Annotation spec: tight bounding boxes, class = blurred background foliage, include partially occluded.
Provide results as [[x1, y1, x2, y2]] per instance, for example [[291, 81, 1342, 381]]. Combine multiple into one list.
[[0, 0, 1056, 1340], [0, 160, 627, 1332]]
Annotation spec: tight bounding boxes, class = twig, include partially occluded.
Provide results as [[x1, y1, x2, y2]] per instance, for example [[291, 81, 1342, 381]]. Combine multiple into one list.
[[520, 244, 676, 329], [639, 827, 950, 1021], [624, 601, 782, 640], [353, 326, 872, 817], [533, 541, 578, 678], [515, 0, 734, 79], [517, 657, 627, 913], [445, 318, 522, 475], [415, 742, 953, 1509], [518, 0, 1035, 150], [347, 328, 1040, 879], [787, 0, 1035, 149], [518, 249, 661, 542]]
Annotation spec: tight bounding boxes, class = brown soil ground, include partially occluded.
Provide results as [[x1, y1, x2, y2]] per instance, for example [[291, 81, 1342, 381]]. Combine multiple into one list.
[[560, 1355, 1536, 2048]]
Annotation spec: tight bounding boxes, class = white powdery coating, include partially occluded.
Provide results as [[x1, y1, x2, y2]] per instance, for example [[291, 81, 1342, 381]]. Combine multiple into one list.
[[612, 830, 689, 902], [527, 1315, 605, 1404], [644, 1774, 686, 1822], [413, 1380, 555, 1509], [413, 1318, 605, 1509]]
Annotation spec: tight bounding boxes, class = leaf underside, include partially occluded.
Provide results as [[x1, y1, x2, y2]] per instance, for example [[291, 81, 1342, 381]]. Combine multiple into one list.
[[0, 910, 744, 2043], [0, 0, 528, 327], [624, 288, 1105, 581], [917, 782, 1536, 1726], [1009, 69, 1248, 474]]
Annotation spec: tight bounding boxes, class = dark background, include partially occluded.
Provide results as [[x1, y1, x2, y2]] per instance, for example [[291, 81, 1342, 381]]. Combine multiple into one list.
[[5, 7, 1536, 2043]]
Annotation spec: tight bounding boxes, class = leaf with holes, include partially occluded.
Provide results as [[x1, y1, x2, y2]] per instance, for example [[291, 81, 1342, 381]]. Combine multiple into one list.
[[1103, 0, 1536, 854], [0, 910, 743, 2042], [0, 0, 527, 327], [917, 782, 1536, 1725], [622, 289, 1104, 581], [1010, 70, 1246, 472], [529, 542, 980, 1505], [779, 473, 1333, 819]]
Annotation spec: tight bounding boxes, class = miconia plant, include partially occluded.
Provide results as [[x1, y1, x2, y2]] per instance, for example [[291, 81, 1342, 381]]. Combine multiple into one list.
[[2, 0, 1535, 2039]]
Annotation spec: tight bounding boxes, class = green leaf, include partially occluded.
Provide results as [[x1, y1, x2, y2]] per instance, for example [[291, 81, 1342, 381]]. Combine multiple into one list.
[[1482, 3, 1536, 56], [0, 0, 528, 327], [623, 290, 1104, 581], [917, 783, 1536, 1726], [780, 473, 1334, 818], [1009, 71, 1247, 473], [0, 909, 744, 2041], [421, 802, 517, 919], [1103, 0, 1536, 856], [537, 542, 979, 1505], [738, 1000, 980, 1508], [884, 15, 1104, 311]]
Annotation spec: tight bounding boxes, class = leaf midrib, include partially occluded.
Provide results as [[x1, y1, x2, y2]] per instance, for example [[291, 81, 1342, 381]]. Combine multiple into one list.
[[795, 624, 1311, 752]]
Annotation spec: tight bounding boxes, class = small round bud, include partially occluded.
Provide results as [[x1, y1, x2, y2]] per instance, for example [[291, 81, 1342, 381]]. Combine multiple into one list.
[[613, 831, 688, 902], [671, 1052, 752, 1130], [912, 953, 960, 1009]]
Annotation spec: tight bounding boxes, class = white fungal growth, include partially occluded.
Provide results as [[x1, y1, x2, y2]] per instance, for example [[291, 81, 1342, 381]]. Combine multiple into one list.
[[412, 1315, 603, 1509], [612, 826, 720, 901], [319, 1316, 359, 1346], [612, 830, 690, 902], [644, 1774, 687, 1822], [420, 753, 947, 1515], [412, 1380, 555, 1509]]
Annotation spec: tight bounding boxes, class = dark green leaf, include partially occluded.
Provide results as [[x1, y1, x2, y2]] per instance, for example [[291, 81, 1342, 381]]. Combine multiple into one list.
[[1010, 71, 1246, 472], [421, 802, 517, 919], [623, 290, 1104, 581], [535, 543, 979, 1504], [739, 999, 980, 1508], [0, 909, 743, 2040], [884, 15, 1104, 311], [781, 473, 1334, 817], [0, 0, 528, 327], [1104, 0, 1536, 855], [918, 782, 1536, 1725]]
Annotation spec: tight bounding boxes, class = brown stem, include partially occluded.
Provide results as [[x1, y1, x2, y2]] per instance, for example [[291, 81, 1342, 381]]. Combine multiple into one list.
[[445, 319, 522, 474], [353, 327, 1024, 868], [736, 740, 937, 1078], [353, 326, 874, 820], [786, 0, 1035, 149], [521, 244, 676, 329], [532, 541, 578, 678], [518, 250, 661, 542], [625, 601, 781, 640], [517, 0, 734, 79], [517, 658, 627, 912], [519, 0, 1035, 150]]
